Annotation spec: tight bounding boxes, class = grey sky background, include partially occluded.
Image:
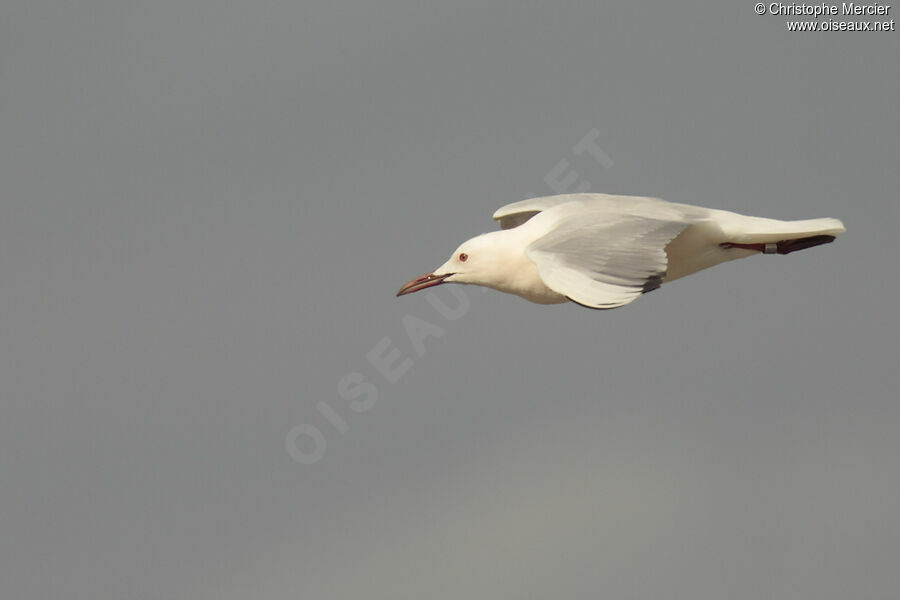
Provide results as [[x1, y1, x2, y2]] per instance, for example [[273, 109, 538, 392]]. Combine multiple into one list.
[[1, 2, 898, 599]]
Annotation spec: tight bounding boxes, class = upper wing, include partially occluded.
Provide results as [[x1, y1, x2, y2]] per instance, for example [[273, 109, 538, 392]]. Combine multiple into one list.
[[492, 193, 705, 230], [525, 208, 696, 309], [492, 196, 582, 229]]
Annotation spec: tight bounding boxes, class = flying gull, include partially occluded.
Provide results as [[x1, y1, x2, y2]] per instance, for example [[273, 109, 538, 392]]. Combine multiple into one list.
[[396, 193, 845, 309]]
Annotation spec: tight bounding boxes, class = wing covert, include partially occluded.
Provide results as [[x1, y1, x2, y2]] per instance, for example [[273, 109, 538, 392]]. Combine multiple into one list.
[[525, 211, 691, 309]]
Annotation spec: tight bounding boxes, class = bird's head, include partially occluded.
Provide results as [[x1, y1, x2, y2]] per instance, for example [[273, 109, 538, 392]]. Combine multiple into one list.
[[396, 232, 509, 296]]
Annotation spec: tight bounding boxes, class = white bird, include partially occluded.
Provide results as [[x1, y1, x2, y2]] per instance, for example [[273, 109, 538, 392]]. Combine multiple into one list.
[[396, 193, 845, 309]]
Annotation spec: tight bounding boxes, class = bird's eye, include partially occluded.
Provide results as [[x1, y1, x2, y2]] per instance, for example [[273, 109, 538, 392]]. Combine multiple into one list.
[[458, 253, 468, 262]]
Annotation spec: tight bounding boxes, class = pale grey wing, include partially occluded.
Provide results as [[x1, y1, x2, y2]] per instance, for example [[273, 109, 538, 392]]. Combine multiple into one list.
[[525, 211, 692, 309], [493, 193, 708, 230], [492, 196, 582, 229]]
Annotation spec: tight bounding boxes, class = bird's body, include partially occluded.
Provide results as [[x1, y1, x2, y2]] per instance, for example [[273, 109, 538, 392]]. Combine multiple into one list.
[[397, 193, 845, 309]]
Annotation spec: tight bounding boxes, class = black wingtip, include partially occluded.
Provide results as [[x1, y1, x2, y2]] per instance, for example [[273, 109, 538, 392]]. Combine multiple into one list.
[[641, 273, 664, 294]]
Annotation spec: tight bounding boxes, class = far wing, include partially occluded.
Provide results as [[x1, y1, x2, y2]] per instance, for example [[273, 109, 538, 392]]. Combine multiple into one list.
[[492, 196, 581, 229], [525, 211, 692, 309], [493, 193, 706, 230]]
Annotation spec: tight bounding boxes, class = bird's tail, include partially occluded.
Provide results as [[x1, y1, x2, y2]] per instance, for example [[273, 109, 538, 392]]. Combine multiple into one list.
[[716, 214, 845, 254]]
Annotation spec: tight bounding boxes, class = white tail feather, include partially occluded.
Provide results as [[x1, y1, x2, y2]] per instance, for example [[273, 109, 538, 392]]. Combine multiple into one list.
[[718, 213, 846, 244]]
